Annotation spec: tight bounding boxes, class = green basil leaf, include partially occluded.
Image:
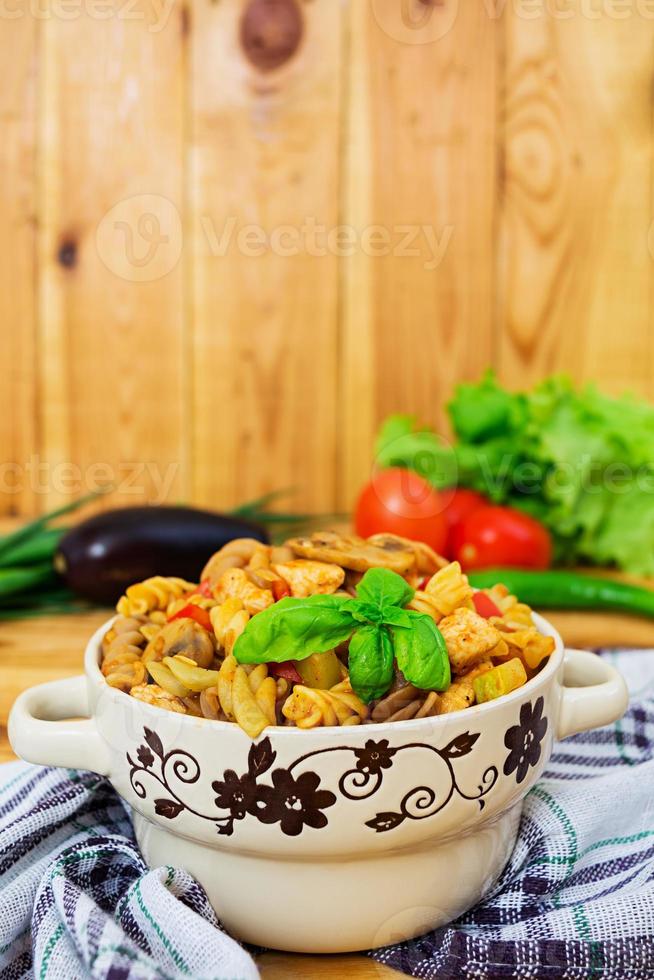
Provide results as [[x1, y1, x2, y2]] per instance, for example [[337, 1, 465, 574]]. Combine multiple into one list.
[[349, 599, 385, 625], [356, 567, 414, 613], [378, 606, 413, 629], [348, 624, 395, 703], [233, 594, 357, 664], [391, 611, 450, 691]]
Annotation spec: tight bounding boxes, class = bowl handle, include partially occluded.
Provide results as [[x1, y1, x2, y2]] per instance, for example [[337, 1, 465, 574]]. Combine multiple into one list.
[[557, 648, 629, 740], [8, 675, 111, 776]]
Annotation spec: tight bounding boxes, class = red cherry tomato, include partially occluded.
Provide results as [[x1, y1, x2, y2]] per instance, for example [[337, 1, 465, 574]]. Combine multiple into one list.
[[269, 661, 303, 684], [168, 603, 213, 631], [441, 487, 488, 558], [454, 505, 552, 571], [472, 591, 502, 618], [354, 468, 447, 553]]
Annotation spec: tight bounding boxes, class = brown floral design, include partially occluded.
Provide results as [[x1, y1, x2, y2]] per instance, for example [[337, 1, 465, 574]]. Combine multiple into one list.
[[127, 722, 503, 837], [256, 770, 336, 836], [354, 739, 396, 775], [503, 697, 548, 784]]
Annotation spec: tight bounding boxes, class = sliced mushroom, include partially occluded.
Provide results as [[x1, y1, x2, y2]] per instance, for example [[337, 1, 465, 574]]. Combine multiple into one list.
[[367, 533, 447, 575], [414, 692, 441, 718], [387, 701, 422, 722], [371, 684, 419, 721], [143, 618, 215, 668], [286, 531, 415, 574]]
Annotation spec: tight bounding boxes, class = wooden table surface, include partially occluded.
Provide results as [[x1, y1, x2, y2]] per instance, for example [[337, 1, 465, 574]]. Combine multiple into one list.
[[1, 580, 652, 977]]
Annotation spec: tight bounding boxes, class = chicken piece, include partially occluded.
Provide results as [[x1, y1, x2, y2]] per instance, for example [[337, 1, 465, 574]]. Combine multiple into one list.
[[213, 567, 274, 615], [130, 683, 187, 714], [286, 531, 415, 574], [273, 559, 345, 598], [438, 679, 475, 714], [438, 607, 504, 674]]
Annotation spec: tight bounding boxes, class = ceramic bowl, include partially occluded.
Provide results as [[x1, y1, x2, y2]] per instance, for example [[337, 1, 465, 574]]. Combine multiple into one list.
[[9, 613, 627, 953]]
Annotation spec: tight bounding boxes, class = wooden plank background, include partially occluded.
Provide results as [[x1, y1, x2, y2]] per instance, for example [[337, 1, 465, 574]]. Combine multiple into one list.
[[2, 0, 654, 517]]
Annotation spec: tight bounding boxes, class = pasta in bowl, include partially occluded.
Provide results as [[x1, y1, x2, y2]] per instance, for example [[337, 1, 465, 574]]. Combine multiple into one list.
[[9, 531, 628, 953], [101, 531, 557, 737]]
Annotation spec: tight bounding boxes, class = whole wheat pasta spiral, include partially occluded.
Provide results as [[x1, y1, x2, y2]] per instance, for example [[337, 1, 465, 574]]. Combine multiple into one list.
[[101, 615, 152, 690]]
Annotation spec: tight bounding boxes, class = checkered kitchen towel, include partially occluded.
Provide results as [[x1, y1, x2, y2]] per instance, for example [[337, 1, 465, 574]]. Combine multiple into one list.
[[1, 650, 654, 980], [372, 649, 654, 979]]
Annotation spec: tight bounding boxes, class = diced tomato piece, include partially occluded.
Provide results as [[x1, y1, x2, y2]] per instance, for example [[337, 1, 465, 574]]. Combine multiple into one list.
[[472, 591, 502, 619], [168, 603, 213, 631], [187, 579, 213, 599], [272, 578, 292, 601], [418, 576, 431, 591], [269, 661, 303, 684]]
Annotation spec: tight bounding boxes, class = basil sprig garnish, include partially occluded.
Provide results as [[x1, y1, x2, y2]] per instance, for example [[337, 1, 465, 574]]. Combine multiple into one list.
[[233, 567, 450, 703]]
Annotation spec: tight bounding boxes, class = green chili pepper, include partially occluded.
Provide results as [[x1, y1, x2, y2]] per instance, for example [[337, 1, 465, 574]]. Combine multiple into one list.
[[468, 568, 654, 619]]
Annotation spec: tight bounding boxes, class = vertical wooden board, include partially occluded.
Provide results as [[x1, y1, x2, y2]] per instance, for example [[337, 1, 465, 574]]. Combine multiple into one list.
[[340, 0, 498, 508], [189, 0, 342, 513], [499, 7, 654, 396], [0, 19, 37, 515], [38, 1, 187, 511]]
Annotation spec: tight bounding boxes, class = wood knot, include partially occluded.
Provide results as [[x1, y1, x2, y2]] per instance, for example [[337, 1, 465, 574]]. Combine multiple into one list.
[[57, 238, 78, 269], [240, 0, 303, 73], [179, 3, 190, 36]]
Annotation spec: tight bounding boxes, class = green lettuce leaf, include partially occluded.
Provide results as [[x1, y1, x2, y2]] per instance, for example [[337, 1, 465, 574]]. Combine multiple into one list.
[[374, 372, 654, 574]]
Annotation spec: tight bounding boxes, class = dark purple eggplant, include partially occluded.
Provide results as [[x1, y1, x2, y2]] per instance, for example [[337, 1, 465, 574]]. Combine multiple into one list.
[[54, 506, 268, 604]]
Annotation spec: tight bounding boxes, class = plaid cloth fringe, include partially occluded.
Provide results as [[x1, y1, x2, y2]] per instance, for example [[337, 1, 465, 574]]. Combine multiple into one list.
[[1, 651, 653, 979]]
